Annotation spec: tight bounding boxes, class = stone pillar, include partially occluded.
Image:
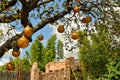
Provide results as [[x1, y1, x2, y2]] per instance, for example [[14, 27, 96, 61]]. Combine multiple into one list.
[[64, 57, 74, 80], [30, 62, 40, 80], [64, 60, 71, 80], [64, 65, 71, 80]]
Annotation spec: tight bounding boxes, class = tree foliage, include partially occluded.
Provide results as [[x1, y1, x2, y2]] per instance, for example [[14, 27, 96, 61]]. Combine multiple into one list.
[[101, 58, 120, 80], [29, 38, 46, 71], [56, 40, 64, 61], [21, 56, 31, 71], [78, 24, 114, 79], [45, 34, 56, 62]]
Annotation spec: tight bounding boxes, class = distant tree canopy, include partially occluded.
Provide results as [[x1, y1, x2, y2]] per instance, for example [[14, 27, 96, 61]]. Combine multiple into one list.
[[0, 0, 119, 58], [78, 24, 120, 79]]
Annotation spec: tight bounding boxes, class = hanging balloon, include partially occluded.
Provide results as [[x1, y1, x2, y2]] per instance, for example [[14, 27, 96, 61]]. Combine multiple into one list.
[[23, 25, 33, 37], [81, 18, 87, 23], [12, 50, 20, 57], [86, 16, 92, 23], [17, 36, 29, 48], [71, 32, 79, 40], [74, 6, 80, 13], [38, 34, 44, 41], [6, 62, 14, 71], [57, 25, 65, 33]]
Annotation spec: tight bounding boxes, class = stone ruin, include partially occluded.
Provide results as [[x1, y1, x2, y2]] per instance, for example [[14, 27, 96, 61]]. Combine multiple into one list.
[[31, 57, 80, 80]]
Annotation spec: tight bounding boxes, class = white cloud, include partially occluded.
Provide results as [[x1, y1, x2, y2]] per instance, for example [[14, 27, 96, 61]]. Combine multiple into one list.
[[113, 7, 120, 12], [0, 62, 4, 66], [63, 47, 79, 59], [105, 7, 120, 13]]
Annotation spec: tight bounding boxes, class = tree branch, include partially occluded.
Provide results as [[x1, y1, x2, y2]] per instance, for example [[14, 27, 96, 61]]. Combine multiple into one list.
[[34, 10, 71, 33], [0, 14, 20, 23], [1, 0, 17, 10], [0, 34, 21, 58]]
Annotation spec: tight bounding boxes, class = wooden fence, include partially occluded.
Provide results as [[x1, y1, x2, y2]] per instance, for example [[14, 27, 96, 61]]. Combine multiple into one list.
[[0, 71, 17, 80], [0, 70, 30, 80]]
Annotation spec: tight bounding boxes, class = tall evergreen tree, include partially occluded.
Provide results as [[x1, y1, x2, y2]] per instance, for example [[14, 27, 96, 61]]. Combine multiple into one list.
[[56, 40, 64, 61], [45, 34, 56, 63], [30, 38, 45, 71]]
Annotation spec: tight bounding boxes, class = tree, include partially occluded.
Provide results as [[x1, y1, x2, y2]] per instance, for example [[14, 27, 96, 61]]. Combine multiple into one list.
[[21, 56, 31, 71], [45, 34, 56, 63], [101, 58, 120, 80], [29, 38, 46, 71], [0, 0, 119, 58], [78, 24, 112, 79], [56, 40, 64, 61]]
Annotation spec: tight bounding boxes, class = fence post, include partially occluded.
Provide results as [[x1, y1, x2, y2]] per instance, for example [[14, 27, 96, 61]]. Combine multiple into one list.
[[30, 62, 40, 80]]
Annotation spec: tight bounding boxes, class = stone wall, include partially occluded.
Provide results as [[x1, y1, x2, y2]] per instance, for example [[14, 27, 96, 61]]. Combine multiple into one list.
[[45, 61, 65, 73], [45, 57, 80, 73], [31, 57, 80, 80], [41, 69, 65, 80]]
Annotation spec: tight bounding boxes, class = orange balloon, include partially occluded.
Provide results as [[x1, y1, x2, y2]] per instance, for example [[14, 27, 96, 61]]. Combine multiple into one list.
[[12, 50, 20, 57], [86, 16, 92, 23], [6, 62, 14, 71], [38, 34, 44, 41], [81, 18, 87, 23], [71, 32, 79, 40], [57, 25, 65, 33], [17, 36, 29, 48], [74, 6, 80, 13], [23, 25, 33, 37]]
